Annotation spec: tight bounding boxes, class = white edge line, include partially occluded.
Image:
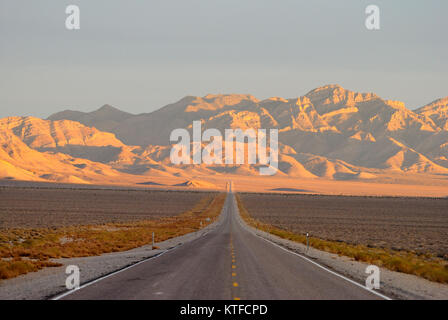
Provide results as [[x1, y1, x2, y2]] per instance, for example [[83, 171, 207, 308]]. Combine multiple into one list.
[[52, 199, 230, 300], [232, 194, 392, 301], [51, 244, 182, 300], [53, 194, 389, 300], [256, 234, 392, 300]]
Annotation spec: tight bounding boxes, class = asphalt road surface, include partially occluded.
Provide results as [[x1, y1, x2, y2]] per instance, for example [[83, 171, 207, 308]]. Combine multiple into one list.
[[60, 190, 384, 300]]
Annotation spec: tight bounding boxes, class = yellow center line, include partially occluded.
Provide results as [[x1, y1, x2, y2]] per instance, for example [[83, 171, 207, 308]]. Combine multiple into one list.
[[230, 234, 241, 300]]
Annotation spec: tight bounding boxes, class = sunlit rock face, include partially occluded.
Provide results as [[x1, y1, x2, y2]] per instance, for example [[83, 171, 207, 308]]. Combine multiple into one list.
[[1, 84, 448, 184]]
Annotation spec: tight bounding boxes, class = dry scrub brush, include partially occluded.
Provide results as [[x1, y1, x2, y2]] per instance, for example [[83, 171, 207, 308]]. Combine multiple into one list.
[[236, 195, 448, 284], [0, 193, 225, 280]]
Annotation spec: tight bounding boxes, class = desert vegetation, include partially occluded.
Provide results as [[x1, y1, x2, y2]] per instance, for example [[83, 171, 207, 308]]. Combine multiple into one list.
[[237, 193, 448, 283], [0, 187, 225, 280]]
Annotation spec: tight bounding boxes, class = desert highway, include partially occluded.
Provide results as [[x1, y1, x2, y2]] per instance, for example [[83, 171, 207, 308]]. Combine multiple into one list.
[[57, 189, 386, 300]]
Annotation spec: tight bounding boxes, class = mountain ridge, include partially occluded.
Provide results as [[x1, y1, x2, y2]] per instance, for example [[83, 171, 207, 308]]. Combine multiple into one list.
[[2, 84, 448, 185]]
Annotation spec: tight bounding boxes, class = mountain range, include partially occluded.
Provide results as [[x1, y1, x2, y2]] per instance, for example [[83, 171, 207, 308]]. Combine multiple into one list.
[[1, 84, 448, 187]]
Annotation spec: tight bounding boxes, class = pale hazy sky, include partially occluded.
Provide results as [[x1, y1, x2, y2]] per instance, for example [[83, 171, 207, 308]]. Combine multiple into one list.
[[0, 0, 447, 118]]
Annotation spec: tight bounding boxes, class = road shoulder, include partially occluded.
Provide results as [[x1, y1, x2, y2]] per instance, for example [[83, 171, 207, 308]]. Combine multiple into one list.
[[0, 204, 227, 300], [233, 194, 448, 300]]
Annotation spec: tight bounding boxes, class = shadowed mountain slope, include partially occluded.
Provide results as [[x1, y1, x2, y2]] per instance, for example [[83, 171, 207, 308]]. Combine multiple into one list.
[[1, 85, 446, 184]]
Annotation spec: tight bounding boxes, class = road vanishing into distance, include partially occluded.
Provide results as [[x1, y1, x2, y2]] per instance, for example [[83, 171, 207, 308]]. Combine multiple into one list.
[[59, 188, 384, 300]]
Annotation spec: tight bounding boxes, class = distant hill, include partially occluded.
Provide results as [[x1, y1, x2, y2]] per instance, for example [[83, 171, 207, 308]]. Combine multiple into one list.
[[48, 104, 134, 133], [1, 84, 447, 184]]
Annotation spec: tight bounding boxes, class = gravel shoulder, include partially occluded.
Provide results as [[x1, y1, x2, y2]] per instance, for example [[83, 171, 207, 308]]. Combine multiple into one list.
[[234, 199, 448, 300], [0, 207, 226, 300], [2, 193, 447, 300]]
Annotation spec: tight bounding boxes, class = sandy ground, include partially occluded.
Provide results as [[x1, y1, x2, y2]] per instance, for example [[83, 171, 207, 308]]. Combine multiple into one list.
[[239, 193, 448, 258], [0, 205, 227, 300], [2, 172, 448, 197], [1, 192, 447, 300], [0, 187, 209, 229], [211, 175, 448, 197], [235, 208, 448, 300]]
